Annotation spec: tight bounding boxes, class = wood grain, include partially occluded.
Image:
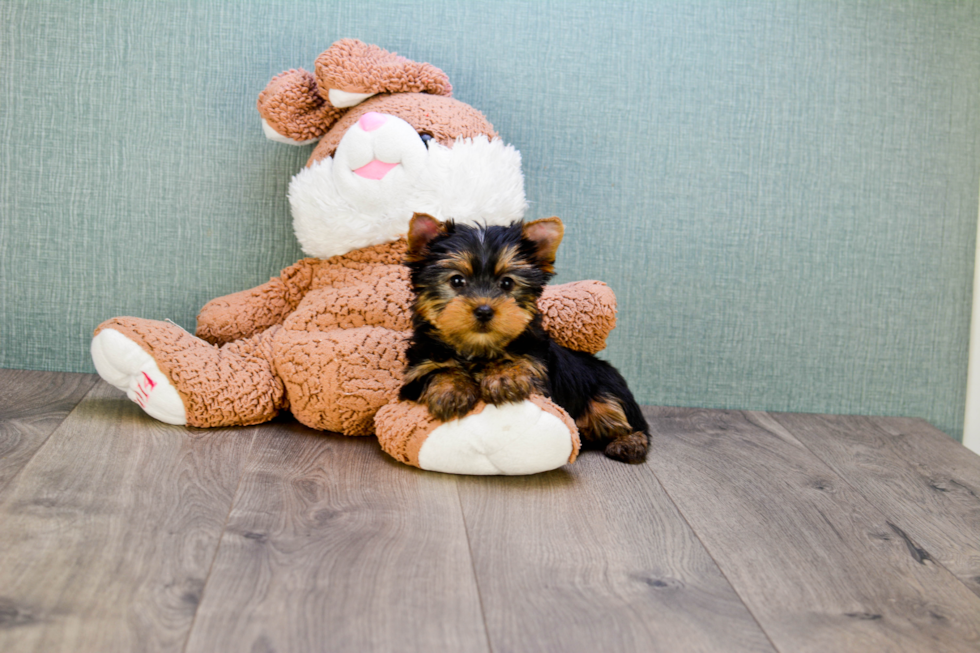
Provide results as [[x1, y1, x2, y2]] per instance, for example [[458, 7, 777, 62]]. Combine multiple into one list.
[[456, 451, 776, 653], [770, 413, 980, 598], [184, 422, 489, 653], [644, 407, 980, 653], [0, 381, 256, 653], [7, 368, 980, 653], [0, 369, 97, 493]]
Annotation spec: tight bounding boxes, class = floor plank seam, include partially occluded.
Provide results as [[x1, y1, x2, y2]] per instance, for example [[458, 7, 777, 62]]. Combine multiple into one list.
[[180, 427, 259, 653], [455, 479, 495, 653], [640, 458, 783, 653], [0, 374, 99, 499], [768, 414, 980, 603]]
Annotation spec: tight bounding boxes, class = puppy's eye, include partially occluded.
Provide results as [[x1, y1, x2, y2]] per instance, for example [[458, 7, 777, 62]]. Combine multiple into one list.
[[450, 274, 467, 289], [499, 277, 515, 291], [419, 133, 433, 149]]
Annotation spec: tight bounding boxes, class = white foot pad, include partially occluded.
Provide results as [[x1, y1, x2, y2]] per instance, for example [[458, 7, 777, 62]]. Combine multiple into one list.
[[417, 401, 574, 475], [91, 329, 187, 425]]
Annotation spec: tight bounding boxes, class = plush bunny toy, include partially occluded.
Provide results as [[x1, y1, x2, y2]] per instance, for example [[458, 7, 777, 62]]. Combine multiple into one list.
[[91, 40, 617, 475]]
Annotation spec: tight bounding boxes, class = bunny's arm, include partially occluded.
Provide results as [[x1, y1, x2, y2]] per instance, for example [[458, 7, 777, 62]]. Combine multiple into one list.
[[195, 258, 318, 345], [539, 280, 617, 354]]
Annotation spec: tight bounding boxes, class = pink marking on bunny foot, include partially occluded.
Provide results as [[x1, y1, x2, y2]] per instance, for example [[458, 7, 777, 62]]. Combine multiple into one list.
[[132, 371, 158, 407], [91, 329, 187, 425]]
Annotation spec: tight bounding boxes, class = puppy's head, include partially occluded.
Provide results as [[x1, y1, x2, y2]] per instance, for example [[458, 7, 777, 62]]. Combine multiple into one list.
[[406, 213, 564, 358]]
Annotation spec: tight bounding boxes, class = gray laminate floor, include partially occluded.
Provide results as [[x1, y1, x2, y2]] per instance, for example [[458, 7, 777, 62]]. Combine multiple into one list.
[[1, 369, 979, 652]]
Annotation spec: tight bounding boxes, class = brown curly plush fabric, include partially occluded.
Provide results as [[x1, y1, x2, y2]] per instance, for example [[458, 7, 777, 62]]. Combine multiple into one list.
[[374, 398, 442, 466], [308, 93, 497, 164], [256, 40, 453, 144], [93, 318, 287, 428], [315, 39, 452, 99], [375, 395, 581, 469], [274, 325, 410, 435], [257, 69, 347, 143], [539, 280, 617, 354], [196, 240, 410, 345]]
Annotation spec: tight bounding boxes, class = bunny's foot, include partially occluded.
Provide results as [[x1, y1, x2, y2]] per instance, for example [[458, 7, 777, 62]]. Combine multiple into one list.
[[91, 323, 187, 425], [92, 318, 285, 427], [375, 396, 580, 475]]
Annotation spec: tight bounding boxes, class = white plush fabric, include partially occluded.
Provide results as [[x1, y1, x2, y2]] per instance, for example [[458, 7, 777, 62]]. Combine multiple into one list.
[[328, 88, 376, 108], [417, 401, 574, 475], [288, 113, 528, 259], [91, 329, 187, 425]]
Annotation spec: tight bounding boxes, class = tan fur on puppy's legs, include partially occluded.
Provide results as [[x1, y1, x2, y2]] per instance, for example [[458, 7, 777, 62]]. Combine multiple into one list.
[[575, 395, 648, 464], [479, 357, 547, 405], [421, 368, 480, 422]]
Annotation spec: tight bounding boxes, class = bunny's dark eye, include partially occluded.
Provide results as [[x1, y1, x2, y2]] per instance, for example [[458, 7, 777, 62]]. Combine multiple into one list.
[[419, 133, 433, 149], [499, 277, 515, 291], [450, 274, 466, 289]]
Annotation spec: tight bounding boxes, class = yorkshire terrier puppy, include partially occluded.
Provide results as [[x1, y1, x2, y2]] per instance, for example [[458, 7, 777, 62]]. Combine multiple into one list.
[[399, 212, 650, 463]]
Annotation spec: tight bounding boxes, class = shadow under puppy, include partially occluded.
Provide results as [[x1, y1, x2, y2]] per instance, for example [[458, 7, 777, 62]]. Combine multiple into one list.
[[399, 213, 650, 463]]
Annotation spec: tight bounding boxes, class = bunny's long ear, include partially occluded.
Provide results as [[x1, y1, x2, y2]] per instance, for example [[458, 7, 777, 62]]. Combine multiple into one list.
[[315, 39, 452, 109], [258, 39, 453, 145], [258, 40, 452, 145], [257, 68, 346, 145]]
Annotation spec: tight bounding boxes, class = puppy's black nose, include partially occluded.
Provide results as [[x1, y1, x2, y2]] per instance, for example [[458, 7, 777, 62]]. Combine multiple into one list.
[[473, 305, 495, 323]]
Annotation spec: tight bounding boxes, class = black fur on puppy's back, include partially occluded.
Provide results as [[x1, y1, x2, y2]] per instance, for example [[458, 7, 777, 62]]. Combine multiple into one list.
[[546, 343, 650, 441]]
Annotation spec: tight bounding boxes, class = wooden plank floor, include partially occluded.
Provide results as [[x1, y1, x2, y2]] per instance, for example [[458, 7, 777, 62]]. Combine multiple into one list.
[[1, 370, 979, 652]]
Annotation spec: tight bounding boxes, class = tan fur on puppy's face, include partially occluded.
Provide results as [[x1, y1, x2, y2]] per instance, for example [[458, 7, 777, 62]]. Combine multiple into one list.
[[574, 394, 631, 444], [434, 295, 532, 359]]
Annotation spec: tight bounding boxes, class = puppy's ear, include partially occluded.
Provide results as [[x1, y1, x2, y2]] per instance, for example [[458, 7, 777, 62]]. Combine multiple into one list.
[[407, 213, 446, 261], [522, 218, 564, 271]]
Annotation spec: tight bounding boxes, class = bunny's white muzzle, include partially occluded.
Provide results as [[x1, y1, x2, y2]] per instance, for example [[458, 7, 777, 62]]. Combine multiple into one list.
[[287, 113, 529, 259]]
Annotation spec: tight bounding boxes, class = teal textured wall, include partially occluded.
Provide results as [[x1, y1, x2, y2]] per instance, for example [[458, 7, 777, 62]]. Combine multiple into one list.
[[1, 1, 977, 439]]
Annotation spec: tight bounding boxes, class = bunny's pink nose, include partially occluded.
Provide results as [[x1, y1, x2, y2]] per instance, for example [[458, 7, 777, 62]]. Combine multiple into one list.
[[358, 112, 387, 132]]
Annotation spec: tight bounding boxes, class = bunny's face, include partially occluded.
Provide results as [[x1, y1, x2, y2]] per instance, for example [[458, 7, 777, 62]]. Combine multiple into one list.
[[284, 93, 527, 259], [258, 40, 528, 259]]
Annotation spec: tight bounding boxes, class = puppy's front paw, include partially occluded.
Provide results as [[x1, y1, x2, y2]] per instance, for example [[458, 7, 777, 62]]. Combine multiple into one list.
[[480, 358, 544, 405], [481, 373, 534, 405], [422, 371, 480, 421], [604, 432, 649, 464]]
